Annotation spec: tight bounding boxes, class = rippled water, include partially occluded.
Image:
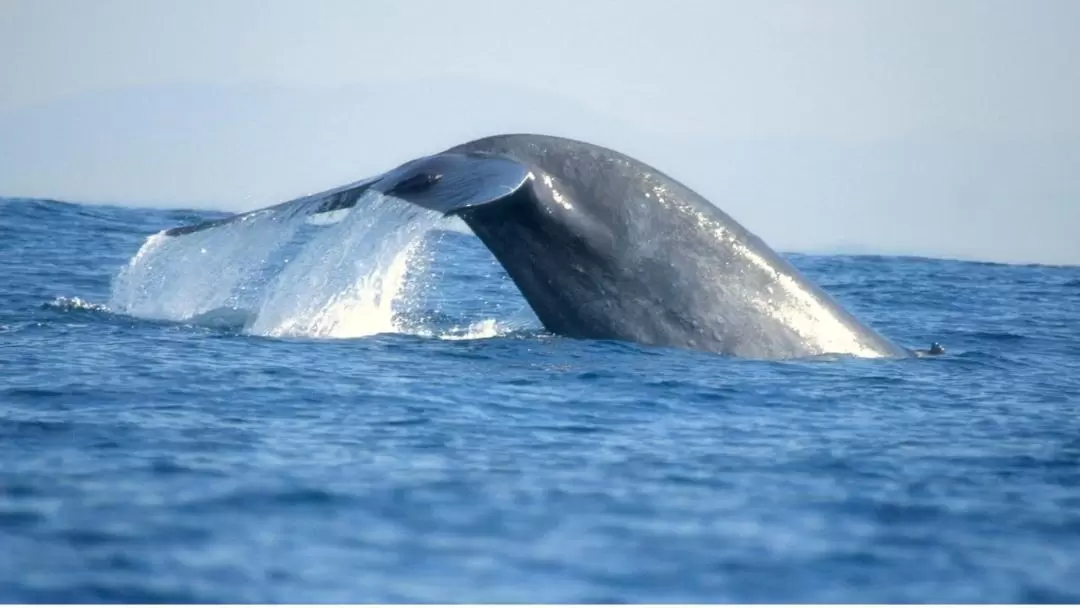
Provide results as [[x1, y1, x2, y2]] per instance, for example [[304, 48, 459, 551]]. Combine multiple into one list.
[[1, 197, 1078, 602]]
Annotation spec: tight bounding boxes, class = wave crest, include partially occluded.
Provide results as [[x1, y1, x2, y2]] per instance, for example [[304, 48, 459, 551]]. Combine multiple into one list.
[[44, 296, 111, 314]]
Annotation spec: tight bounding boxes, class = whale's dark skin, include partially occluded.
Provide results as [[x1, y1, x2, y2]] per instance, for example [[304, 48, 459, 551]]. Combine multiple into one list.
[[165, 133, 911, 359]]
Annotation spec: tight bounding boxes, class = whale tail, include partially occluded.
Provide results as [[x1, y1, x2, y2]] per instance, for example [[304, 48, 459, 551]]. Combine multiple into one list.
[[163, 153, 529, 239], [162, 176, 381, 237], [154, 133, 911, 360]]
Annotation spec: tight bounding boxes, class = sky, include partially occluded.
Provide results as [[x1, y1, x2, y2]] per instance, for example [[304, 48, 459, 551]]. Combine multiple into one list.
[[1, 0, 1078, 265]]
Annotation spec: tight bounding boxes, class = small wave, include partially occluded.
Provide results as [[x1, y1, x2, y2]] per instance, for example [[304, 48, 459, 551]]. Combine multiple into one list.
[[43, 296, 111, 313], [400, 318, 514, 341], [0, 197, 80, 214], [967, 330, 1028, 343], [432, 318, 507, 340]]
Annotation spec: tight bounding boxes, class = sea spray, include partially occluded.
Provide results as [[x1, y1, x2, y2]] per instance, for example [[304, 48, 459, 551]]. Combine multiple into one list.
[[109, 211, 305, 322], [250, 206, 436, 339], [110, 191, 440, 338], [108, 190, 540, 341]]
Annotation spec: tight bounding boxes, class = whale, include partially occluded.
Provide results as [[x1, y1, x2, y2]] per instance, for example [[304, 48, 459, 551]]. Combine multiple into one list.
[[164, 133, 910, 359]]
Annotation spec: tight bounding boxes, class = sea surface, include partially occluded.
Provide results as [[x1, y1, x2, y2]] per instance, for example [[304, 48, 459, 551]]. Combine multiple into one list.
[[1, 195, 1078, 603]]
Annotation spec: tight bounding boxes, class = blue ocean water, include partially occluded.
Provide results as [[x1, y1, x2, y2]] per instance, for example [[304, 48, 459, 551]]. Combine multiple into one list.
[[1, 195, 1079, 603]]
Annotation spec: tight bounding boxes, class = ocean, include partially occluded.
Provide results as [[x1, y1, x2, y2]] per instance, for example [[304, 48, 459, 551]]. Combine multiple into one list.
[[1, 195, 1078, 602]]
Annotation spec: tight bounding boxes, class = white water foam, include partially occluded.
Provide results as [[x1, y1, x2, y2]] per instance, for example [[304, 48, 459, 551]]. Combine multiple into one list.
[[414, 318, 507, 341], [109, 190, 514, 342], [46, 296, 111, 313]]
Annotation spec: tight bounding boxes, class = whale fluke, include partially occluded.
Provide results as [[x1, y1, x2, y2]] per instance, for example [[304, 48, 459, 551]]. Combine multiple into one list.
[[160, 134, 910, 360]]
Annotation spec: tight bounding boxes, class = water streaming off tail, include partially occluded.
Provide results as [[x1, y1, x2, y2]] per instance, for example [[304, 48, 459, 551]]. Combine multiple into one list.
[[109, 190, 533, 340]]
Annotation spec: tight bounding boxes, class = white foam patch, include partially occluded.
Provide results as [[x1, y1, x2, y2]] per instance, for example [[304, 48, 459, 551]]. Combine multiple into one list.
[[46, 296, 111, 313], [417, 318, 506, 341]]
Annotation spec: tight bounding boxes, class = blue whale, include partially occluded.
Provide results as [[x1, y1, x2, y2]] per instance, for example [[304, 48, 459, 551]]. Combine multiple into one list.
[[165, 134, 910, 359]]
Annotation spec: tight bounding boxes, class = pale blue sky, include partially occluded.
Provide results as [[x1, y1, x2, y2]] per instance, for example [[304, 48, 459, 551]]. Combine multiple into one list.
[[1, 0, 1078, 264]]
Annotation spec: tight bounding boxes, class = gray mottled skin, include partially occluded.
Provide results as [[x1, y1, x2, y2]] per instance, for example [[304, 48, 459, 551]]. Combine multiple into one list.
[[385, 134, 908, 359], [166, 133, 909, 359]]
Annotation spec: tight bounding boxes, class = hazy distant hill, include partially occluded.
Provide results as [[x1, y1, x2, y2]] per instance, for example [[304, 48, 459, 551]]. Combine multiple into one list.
[[1, 80, 1077, 265], [0, 79, 645, 207]]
